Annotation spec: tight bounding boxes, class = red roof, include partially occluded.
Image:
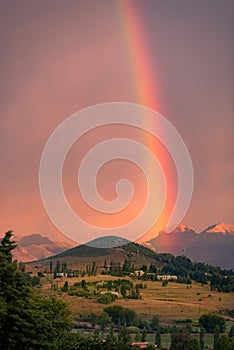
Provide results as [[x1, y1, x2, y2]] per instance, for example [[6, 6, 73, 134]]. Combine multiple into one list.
[[131, 342, 149, 349]]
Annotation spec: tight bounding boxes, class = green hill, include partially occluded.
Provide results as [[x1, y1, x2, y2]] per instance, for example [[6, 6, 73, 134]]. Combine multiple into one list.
[[26, 237, 167, 273]]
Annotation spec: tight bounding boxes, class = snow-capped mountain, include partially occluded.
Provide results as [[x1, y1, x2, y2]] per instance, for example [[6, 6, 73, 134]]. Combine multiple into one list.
[[171, 224, 196, 233], [145, 223, 234, 269], [202, 223, 234, 235]]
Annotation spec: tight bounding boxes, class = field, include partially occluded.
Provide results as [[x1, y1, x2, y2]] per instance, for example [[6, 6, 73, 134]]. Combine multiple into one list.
[[141, 333, 215, 349], [40, 275, 234, 324]]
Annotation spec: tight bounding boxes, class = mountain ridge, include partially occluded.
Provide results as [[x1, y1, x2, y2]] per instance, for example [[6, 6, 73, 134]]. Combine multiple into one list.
[[146, 222, 234, 269], [10, 233, 75, 262], [3, 222, 233, 268]]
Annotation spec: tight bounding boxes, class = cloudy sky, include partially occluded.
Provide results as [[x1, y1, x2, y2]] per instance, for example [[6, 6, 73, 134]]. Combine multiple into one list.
[[0, 0, 233, 243]]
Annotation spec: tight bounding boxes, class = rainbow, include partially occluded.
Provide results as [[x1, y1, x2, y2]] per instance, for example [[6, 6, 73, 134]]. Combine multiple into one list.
[[114, 1, 177, 242], [115, 0, 160, 109]]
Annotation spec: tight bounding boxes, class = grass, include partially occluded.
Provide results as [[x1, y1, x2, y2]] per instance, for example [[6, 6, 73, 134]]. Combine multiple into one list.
[[46, 274, 233, 350], [144, 333, 215, 349], [71, 330, 215, 350], [40, 275, 234, 325]]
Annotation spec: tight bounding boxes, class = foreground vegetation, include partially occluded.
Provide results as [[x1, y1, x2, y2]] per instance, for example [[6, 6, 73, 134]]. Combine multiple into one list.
[[1, 231, 234, 349]]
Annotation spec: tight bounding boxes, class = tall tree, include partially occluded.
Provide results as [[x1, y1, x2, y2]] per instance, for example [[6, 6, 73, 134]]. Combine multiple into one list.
[[0, 231, 71, 349], [186, 338, 200, 350], [214, 325, 220, 350], [0, 230, 16, 263], [199, 326, 205, 350], [49, 260, 53, 277], [229, 324, 234, 338], [117, 326, 132, 349], [169, 329, 190, 350], [141, 327, 147, 342], [151, 316, 159, 331], [155, 329, 161, 348]]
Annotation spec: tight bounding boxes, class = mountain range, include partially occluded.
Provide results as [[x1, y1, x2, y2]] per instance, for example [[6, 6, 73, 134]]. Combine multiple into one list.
[[6, 222, 234, 269], [12, 234, 74, 262], [145, 223, 234, 269]]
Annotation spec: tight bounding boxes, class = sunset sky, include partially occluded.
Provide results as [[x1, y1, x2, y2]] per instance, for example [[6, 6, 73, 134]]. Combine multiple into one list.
[[0, 0, 233, 244]]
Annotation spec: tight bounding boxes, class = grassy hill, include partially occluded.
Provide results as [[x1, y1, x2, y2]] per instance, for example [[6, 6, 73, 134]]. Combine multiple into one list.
[[26, 240, 161, 272]]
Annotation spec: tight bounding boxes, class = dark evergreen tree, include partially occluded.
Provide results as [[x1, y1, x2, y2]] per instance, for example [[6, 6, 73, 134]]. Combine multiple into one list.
[[151, 316, 159, 331], [169, 329, 190, 350], [186, 338, 200, 350], [199, 326, 205, 350], [49, 260, 53, 277], [62, 261, 67, 273], [61, 281, 69, 292], [56, 260, 61, 273], [81, 279, 86, 290], [155, 329, 161, 348], [120, 284, 127, 297], [229, 324, 234, 338], [117, 326, 132, 349], [214, 325, 220, 350], [141, 327, 147, 342], [0, 231, 71, 349], [32, 275, 40, 286]]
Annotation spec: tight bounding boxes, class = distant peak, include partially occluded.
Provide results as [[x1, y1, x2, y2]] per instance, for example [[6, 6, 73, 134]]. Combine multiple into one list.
[[159, 224, 196, 235], [172, 224, 196, 233], [17, 233, 52, 247], [202, 223, 234, 235], [85, 236, 130, 249]]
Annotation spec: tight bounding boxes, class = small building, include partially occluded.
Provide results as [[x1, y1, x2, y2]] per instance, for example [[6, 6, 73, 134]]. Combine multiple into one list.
[[96, 281, 104, 287], [134, 270, 145, 277], [56, 272, 67, 278], [156, 275, 177, 281]]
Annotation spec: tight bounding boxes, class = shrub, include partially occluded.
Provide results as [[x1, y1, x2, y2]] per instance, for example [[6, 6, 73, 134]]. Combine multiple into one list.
[[97, 293, 117, 304], [68, 288, 89, 297]]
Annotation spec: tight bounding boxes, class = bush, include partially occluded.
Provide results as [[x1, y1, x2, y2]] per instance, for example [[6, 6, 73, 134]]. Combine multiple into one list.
[[150, 316, 159, 330], [61, 281, 69, 292], [68, 288, 89, 297], [127, 326, 140, 333], [97, 293, 117, 304], [162, 280, 168, 287], [31, 275, 40, 287]]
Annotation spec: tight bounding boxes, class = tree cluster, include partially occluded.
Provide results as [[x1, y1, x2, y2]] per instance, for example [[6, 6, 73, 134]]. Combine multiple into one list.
[[198, 313, 226, 333]]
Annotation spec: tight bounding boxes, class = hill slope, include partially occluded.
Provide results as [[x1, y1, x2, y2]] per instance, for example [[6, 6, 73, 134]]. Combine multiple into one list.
[[26, 239, 164, 272]]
